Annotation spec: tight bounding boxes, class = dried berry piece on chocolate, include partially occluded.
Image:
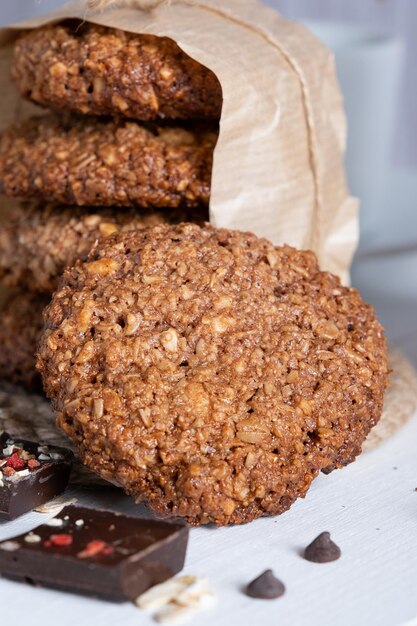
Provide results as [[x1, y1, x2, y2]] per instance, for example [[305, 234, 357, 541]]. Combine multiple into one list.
[[303, 532, 341, 563], [5, 453, 26, 471], [245, 569, 285, 599], [48, 534, 73, 547], [77, 539, 113, 558]]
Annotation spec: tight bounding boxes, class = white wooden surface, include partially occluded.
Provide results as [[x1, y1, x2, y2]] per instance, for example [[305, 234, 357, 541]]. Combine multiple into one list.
[[0, 410, 416, 626]]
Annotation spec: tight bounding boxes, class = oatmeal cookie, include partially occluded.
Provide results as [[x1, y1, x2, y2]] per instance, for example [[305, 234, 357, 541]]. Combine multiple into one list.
[[0, 116, 215, 208], [37, 224, 388, 526], [0, 291, 47, 390], [0, 202, 207, 293], [12, 23, 222, 121]]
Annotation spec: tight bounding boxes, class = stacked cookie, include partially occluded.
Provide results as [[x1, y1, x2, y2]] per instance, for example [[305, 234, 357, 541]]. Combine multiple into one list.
[[0, 21, 219, 388]]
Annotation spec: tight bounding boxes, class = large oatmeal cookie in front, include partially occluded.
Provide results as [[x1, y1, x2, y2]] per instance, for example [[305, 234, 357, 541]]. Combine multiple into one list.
[[0, 202, 207, 293], [37, 224, 388, 525], [12, 23, 222, 122], [0, 116, 215, 208]]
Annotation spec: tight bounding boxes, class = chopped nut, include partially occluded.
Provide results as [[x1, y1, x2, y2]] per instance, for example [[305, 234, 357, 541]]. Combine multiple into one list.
[[211, 316, 232, 333], [139, 407, 152, 428], [124, 313, 141, 336], [142, 274, 161, 284], [111, 93, 129, 112], [98, 222, 119, 237], [298, 398, 312, 414], [287, 370, 299, 383], [92, 76, 106, 94], [245, 451, 258, 468], [85, 258, 119, 276], [160, 328, 178, 353], [75, 341, 94, 364], [318, 321, 339, 340], [159, 66, 174, 81], [49, 61, 67, 77], [93, 398, 104, 419], [100, 146, 118, 167], [222, 498, 236, 516], [266, 251, 278, 268], [263, 381, 275, 395], [236, 431, 266, 444]]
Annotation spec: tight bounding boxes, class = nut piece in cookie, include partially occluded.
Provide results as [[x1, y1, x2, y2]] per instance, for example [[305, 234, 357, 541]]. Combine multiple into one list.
[[0, 116, 216, 208], [37, 224, 389, 526], [12, 23, 222, 121]]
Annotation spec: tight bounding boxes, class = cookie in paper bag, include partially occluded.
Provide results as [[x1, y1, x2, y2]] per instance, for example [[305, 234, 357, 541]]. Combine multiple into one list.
[[12, 22, 222, 121]]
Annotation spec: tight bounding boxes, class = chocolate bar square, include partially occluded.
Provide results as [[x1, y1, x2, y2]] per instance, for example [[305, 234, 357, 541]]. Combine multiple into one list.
[[0, 505, 189, 601], [0, 432, 73, 520]]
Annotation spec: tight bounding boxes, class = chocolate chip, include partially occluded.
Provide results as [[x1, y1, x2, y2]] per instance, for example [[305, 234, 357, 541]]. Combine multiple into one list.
[[303, 531, 341, 563], [245, 569, 285, 599]]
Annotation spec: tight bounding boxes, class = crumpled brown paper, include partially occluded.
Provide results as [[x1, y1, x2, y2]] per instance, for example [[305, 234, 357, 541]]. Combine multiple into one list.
[[0, 0, 357, 282]]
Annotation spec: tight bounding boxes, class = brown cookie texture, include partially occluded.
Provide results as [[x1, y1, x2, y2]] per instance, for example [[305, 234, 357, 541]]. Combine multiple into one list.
[[0, 202, 207, 293], [37, 224, 389, 526], [0, 291, 48, 391], [12, 23, 222, 122], [0, 115, 216, 208]]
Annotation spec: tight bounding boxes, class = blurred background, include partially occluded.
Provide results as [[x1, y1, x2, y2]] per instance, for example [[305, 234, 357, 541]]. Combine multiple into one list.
[[0, 0, 416, 365]]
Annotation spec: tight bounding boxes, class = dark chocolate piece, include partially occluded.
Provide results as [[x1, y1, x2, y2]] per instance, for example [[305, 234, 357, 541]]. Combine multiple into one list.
[[245, 569, 285, 599], [0, 432, 73, 520], [303, 532, 341, 563], [0, 505, 189, 601]]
